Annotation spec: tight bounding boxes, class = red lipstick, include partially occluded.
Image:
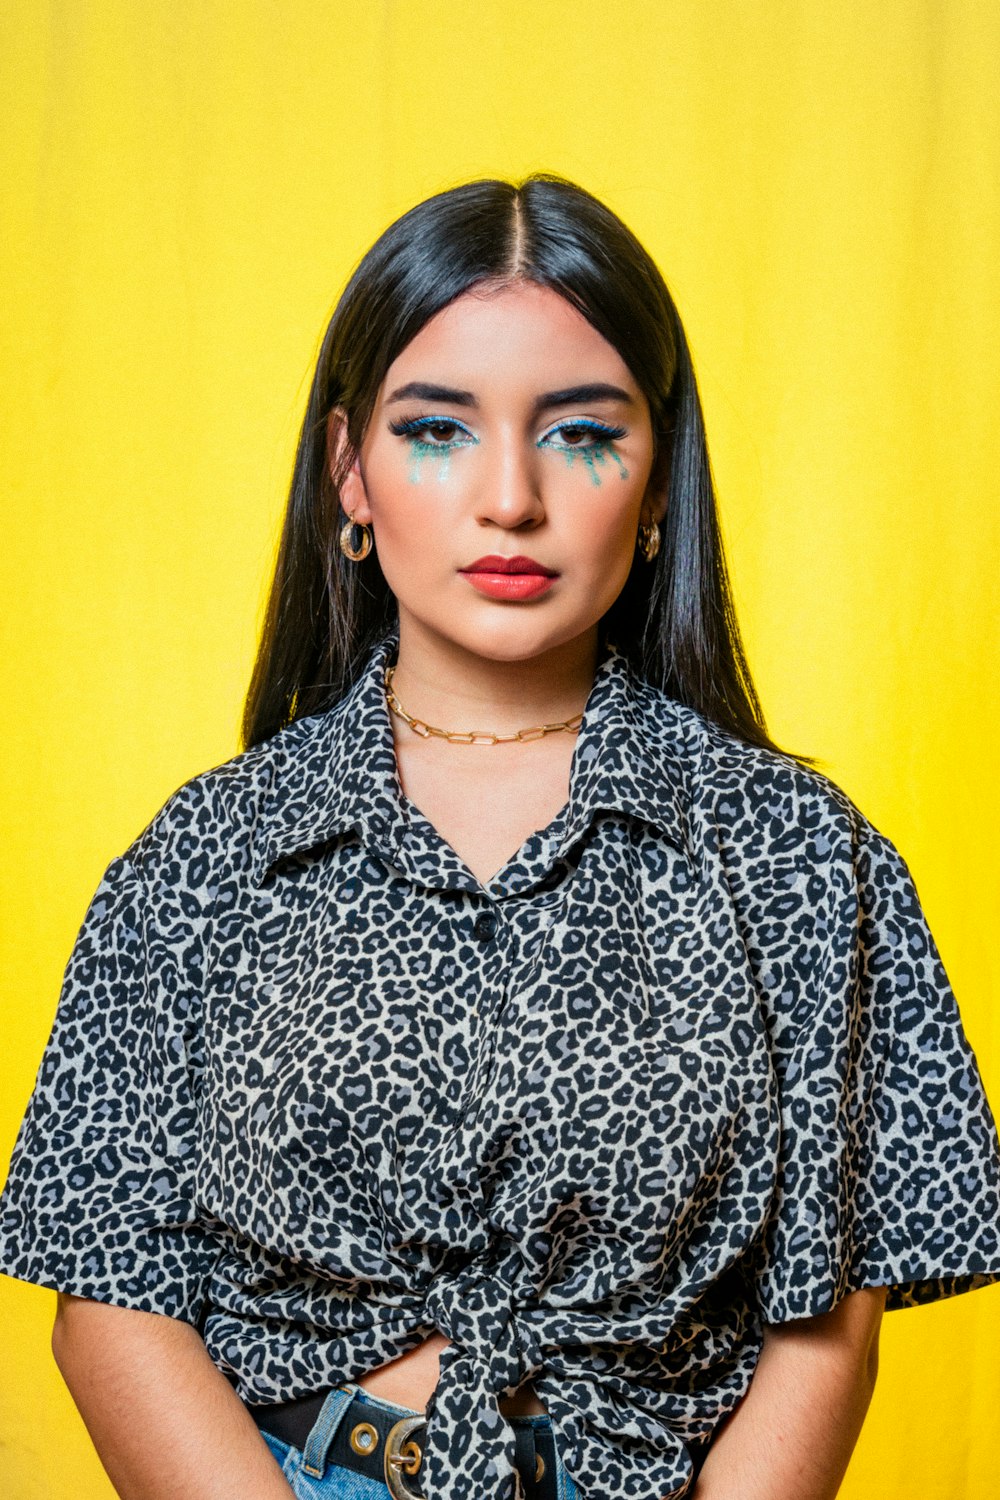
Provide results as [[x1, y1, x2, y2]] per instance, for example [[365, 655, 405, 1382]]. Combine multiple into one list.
[[458, 555, 559, 602]]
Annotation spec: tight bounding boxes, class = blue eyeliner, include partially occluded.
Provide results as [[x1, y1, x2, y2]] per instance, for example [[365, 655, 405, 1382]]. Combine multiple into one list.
[[388, 415, 479, 483], [388, 414, 630, 487], [538, 418, 626, 444], [538, 419, 629, 485], [388, 417, 478, 448]]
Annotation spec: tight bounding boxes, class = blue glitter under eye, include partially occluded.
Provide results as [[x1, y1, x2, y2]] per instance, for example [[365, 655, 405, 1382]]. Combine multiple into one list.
[[539, 420, 629, 485], [388, 416, 478, 483]]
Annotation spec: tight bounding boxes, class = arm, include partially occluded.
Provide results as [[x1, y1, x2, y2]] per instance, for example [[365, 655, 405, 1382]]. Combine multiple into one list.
[[52, 1294, 296, 1500], [691, 1286, 887, 1500]]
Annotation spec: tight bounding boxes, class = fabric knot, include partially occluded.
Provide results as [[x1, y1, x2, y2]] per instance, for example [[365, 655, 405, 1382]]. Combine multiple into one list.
[[417, 1258, 546, 1500], [423, 1265, 541, 1393]]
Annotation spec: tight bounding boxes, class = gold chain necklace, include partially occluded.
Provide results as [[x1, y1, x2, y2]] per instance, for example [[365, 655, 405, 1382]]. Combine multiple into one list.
[[383, 665, 584, 746]]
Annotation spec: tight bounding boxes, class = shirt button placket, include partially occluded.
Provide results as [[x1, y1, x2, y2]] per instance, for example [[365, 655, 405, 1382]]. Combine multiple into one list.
[[459, 904, 506, 1117], [470, 910, 500, 1019]]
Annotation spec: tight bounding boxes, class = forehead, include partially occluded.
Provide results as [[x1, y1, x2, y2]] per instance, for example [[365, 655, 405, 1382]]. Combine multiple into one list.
[[381, 282, 638, 398]]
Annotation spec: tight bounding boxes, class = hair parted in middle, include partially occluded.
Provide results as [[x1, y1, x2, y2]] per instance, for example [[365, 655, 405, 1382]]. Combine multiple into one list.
[[244, 173, 786, 761]]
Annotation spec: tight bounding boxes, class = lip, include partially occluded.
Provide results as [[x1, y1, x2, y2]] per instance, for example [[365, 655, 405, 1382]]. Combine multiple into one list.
[[462, 572, 556, 601], [460, 555, 559, 576]]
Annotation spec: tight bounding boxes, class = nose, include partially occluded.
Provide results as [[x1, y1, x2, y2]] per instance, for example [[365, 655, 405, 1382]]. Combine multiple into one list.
[[475, 430, 544, 531]]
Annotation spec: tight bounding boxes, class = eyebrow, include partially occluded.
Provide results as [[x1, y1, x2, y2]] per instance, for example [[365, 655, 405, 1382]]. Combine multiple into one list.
[[385, 380, 636, 413]]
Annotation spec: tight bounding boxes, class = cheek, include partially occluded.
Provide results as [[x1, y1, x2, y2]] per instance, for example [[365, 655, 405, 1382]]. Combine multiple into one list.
[[364, 451, 459, 535], [402, 444, 464, 486], [551, 459, 646, 558], [372, 442, 460, 490]]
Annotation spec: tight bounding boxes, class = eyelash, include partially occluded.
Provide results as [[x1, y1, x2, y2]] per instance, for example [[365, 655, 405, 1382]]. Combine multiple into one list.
[[387, 416, 478, 451], [387, 416, 627, 451]]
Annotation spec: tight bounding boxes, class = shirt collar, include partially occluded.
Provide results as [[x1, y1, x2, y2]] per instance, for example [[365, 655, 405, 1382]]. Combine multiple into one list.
[[250, 628, 695, 886]]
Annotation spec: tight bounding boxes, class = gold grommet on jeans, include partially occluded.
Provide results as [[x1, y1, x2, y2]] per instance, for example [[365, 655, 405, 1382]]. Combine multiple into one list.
[[349, 1420, 379, 1455], [535, 1451, 546, 1480], [384, 1414, 424, 1500]]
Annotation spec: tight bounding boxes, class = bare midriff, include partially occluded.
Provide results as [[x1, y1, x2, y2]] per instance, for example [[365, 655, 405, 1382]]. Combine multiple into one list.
[[356, 1331, 547, 1416]]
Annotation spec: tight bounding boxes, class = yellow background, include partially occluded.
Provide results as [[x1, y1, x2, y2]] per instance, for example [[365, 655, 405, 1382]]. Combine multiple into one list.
[[2, 2, 998, 1496]]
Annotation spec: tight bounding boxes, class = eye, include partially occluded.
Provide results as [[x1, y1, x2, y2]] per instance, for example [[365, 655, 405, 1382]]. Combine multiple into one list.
[[388, 416, 478, 448], [538, 419, 627, 450]]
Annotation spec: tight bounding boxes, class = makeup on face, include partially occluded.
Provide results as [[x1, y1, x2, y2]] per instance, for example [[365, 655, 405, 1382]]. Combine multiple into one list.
[[387, 408, 630, 488], [352, 283, 660, 646], [458, 554, 558, 602], [462, 575, 555, 601]]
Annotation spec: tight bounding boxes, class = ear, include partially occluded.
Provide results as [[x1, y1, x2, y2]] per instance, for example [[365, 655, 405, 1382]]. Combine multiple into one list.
[[643, 439, 671, 526], [326, 407, 373, 525]]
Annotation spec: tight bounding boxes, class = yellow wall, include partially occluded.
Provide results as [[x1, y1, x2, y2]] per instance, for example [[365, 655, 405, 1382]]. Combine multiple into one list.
[[2, 2, 998, 1495]]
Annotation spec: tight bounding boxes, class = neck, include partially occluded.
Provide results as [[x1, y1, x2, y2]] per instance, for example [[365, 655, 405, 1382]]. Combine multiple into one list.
[[388, 616, 602, 737]]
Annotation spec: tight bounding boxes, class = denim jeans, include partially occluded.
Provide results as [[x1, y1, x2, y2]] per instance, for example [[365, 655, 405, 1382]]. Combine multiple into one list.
[[258, 1381, 582, 1500]]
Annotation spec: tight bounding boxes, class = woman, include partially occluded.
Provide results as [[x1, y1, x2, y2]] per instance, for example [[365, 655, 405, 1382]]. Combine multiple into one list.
[[2, 175, 999, 1500]]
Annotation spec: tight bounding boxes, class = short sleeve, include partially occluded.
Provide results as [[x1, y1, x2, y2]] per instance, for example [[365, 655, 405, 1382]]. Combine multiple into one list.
[[0, 831, 222, 1324], [752, 811, 1000, 1319]]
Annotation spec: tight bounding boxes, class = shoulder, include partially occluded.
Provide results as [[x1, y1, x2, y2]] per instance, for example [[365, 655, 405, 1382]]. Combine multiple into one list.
[[635, 678, 884, 869], [119, 709, 336, 889]]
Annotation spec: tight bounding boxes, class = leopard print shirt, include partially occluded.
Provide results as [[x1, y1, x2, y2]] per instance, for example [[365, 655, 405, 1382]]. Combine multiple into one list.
[[3, 629, 999, 1500]]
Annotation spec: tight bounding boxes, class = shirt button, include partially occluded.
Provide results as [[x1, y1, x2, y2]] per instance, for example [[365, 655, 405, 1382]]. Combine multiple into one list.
[[473, 912, 498, 942]]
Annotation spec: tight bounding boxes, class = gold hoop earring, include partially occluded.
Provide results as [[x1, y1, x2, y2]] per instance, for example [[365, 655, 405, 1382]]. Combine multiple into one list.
[[339, 516, 372, 562], [637, 520, 661, 563]]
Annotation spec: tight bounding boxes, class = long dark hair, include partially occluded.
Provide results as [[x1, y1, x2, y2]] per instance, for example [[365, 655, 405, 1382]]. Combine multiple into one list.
[[243, 174, 789, 758]]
